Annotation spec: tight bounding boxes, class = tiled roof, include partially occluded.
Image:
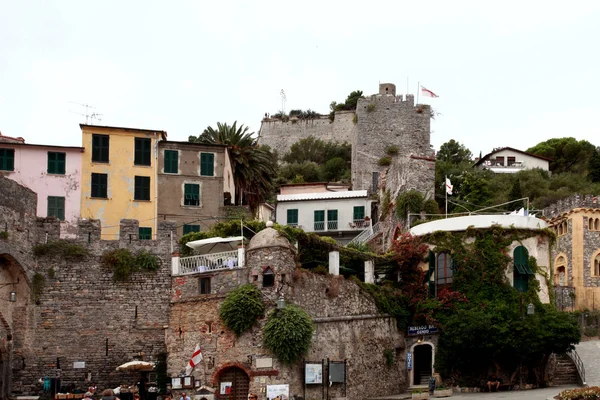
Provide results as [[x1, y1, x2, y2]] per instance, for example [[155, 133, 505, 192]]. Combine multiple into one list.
[[277, 190, 368, 202]]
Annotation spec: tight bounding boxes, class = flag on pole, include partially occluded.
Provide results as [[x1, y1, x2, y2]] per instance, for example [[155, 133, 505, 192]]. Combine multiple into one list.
[[421, 86, 439, 98], [185, 344, 203, 376], [445, 178, 453, 195]]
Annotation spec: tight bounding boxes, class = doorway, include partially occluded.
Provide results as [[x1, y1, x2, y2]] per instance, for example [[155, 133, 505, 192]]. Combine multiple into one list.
[[217, 367, 250, 400], [413, 344, 433, 385]]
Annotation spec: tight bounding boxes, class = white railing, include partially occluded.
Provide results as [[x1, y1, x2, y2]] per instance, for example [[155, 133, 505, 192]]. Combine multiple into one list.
[[178, 250, 240, 275], [348, 222, 381, 247]]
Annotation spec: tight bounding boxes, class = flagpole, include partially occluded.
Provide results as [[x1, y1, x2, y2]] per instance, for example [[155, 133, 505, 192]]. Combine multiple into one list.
[[445, 175, 448, 219], [417, 81, 420, 105]]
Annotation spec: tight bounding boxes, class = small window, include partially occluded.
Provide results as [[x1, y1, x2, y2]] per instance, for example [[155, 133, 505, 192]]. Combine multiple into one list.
[[47, 196, 65, 220], [164, 150, 178, 174], [327, 209, 338, 230], [507, 156, 516, 166], [134, 176, 151, 201], [436, 252, 453, 294], [183, 224, 200, 235], [0, 148, 15, 171], [314, 210, 325, 231], [596, 219, 600, 231], [139, 227, 152, 240], [286, 209, 298, 226], [200, 153, 214, 176], [495, 156, 504, 166], [91, 134, 109, 163], [184, 184, 200, 206], [263, 268, 274, 288], [556, 255, 567, 286], [91, 173, 108, 198], [590, 218, 594, 231], [47, 152, 66, 174], [594, 254, 600, 277], [134, 138, 152, 166], [353, 206, 365, 221], [199, 277, 211, 294], [372, 172, 379, 192]]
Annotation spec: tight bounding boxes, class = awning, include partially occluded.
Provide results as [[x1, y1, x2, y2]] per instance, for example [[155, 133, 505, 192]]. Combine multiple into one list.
[[185, 236, 245, 254]]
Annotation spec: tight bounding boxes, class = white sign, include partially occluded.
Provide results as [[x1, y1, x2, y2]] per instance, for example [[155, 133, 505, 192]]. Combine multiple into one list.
[[220, 382, 232, 395], [73, 362, 85, 369], [266, 384, 289, 400], [305, 364, 322, 384]]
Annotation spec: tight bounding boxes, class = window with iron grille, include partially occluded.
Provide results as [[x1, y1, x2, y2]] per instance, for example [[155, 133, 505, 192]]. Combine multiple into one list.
[[47, 152, 66, 174], [92, 135, 109, 162], [47, 196, 65, 220], [134, 176, 151, 201], [91, 173, 108, 198], [135, 138, 152, 166], [184, 184, 200, 206]]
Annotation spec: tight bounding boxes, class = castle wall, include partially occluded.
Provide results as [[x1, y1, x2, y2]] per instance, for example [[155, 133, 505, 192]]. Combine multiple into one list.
[[257, 111, 356, 157]]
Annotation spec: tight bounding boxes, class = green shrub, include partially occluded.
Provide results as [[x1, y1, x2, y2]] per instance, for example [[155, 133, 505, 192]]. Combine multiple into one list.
[[263, 305, 314, 364], [219, 284, 265, 336], [47, 267, 56, 279], [378, 157, 392, 166], [383, 349, 394, 367], [32, 240, 89, 261], [101, 248, 161, 281], [396, 190, 425, 219], [32, 272, 45, 303], [367, 103, 376, 113], [557, 387, 600, 400], [385, 145, 400, 156], [0, 231, 8, 240], [352, 113, 358, 124]]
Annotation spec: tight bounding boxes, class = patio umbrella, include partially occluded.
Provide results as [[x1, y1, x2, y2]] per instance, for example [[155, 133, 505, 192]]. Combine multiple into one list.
[[185, 236, 245, 255], [115, 360, 155, 372]]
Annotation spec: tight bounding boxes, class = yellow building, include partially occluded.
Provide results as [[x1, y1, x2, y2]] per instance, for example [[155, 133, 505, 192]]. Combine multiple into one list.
[[80, 124, 167, 240]]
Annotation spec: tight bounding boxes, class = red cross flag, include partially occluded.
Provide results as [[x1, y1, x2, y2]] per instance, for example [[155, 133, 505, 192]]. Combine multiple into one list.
[[185, 344, 203, 375], [421, 86, 439, 98], [445, 178, 453, 195]]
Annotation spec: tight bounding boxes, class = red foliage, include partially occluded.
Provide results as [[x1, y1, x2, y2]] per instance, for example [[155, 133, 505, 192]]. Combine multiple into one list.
[[437, 287, 469, 310], [392, 233, 429, 285]]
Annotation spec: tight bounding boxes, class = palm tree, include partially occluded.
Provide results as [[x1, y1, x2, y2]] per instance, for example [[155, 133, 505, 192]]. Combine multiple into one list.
[[189, 122, 275, 212]]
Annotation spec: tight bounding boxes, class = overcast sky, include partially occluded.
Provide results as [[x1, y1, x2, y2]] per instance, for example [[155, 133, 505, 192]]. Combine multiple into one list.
[[1, 1, 599, 156]]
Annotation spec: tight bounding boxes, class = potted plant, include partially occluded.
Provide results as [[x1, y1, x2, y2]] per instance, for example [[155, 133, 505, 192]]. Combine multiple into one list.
[[411, 388, 429, 399], [433, 386, 453, 397]]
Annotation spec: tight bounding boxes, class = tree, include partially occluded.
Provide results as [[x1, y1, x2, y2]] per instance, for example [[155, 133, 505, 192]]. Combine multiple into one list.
[[436, 139, 473, 164], [589, 148, 600, 183], [507, 178, 524, 210], [526, 137, 596, 174], [188, 121, 276, 211]]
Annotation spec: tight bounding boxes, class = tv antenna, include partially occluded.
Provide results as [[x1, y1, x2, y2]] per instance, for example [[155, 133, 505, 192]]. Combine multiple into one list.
[[280, 89, 287, 114], [69, 102, 103, 124]]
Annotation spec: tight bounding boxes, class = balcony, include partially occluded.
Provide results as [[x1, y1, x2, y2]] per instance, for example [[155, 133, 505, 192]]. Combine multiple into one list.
[[348, 219, 369, 230], [314, 221, 325, 231], [173, 249, 243, 276]]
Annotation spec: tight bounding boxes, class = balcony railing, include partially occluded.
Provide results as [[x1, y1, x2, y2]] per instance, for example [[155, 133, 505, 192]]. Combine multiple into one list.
[[314, 221, 325, 231], [327, 220, 338, 230], [177, 250, 240, 276], [348, 219, 369, 230]]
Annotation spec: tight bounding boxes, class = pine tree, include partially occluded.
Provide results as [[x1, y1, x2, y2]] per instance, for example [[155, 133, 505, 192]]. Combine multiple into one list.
[[508, 178, 524, 210], [589, 149, 600, 183]]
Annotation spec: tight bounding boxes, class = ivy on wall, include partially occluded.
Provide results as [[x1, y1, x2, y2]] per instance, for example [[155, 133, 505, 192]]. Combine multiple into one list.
[[263, 304, 314, 365], [219, 284, 265, 336]]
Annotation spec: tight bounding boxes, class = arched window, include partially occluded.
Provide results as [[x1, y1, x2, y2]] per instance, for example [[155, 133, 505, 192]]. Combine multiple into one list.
[[563, 221, 568, 234], [555, 255, 567, 286], [595, 218, 600, 231], [558, 223, 563, 236], [513, 246, 532, 292], [262, 267, 274, 288], [589, 218, 594, 231], [436, 252, 453, 294], [594, 254, 600, 277]]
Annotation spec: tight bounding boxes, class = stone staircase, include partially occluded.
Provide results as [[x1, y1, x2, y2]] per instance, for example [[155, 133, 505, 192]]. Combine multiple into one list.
[[554, 353, 580, 385]]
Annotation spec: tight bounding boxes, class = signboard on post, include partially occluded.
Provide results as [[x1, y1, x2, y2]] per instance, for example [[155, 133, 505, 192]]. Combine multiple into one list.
[[305, 363, 323, 384], [266, 384, 289, 400], [407, 325, 439, 336], [406, 352, 413, 370]]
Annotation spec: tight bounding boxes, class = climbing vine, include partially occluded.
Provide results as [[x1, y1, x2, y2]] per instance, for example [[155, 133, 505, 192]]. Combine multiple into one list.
[[101, 249, 160, 281], [263, 305, 314, 364], [32, 240, 89, 261], [219, 284, 265, 336]]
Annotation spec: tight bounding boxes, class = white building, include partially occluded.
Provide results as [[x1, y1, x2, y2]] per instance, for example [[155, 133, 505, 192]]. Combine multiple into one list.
[[275, 183, 374, 243], [473, 147, 551, 173]]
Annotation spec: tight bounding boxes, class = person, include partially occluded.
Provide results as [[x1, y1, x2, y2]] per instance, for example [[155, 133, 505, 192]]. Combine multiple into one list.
[[102, 389, 120, 400], [179, 392, 191, 400], [248, 394, 258, 400], [138, 374, 148, 400], [84, 392, 94, 400], [487, 374, 501, 392]]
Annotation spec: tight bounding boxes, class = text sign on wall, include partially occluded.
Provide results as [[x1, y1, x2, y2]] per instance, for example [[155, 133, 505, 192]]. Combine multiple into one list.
[[406, 352, 413, 370], [408, 325, 439, 336]]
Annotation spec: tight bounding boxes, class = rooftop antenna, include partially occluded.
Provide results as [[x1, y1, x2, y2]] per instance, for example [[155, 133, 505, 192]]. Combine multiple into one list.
[[68, 102, 103, 124], [280, 89, 287, 114]]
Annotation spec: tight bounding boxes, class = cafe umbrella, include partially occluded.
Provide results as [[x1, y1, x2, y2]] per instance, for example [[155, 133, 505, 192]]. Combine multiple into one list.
[[115, 360, 155, 372]]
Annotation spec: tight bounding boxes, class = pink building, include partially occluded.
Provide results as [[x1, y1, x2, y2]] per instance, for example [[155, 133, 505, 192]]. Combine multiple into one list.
[[0, 133, 83, 237]]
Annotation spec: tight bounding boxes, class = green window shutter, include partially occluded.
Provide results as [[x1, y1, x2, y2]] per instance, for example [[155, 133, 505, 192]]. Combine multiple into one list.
[[92, 135, 109, 162], [183, 225, 200, 235], [287, 209, 298, 225], [47, 196, 65, 220], [184, 184, 200, 206], [0, 148, 15, 171], [48, 152, 66, 174], [91, 173, 108, 198], [164, 150, 178, 173], [134, 176, 150, 200], [139, 227, 152, 240], [327, 210, 338, 230], [135, 138, 151, 166], [427, 251, 436, 297], [200, 153, 214, 176], [314, 210, 325, 231], [353, 206, 365, 220]]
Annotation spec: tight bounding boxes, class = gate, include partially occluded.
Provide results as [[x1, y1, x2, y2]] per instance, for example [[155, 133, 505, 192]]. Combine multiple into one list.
[[218, 367, 250, 400]]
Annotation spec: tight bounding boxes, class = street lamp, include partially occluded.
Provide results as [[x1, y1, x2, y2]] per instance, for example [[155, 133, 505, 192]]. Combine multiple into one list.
[[527, 303, 535, 315], [276, 295, 286, 310]]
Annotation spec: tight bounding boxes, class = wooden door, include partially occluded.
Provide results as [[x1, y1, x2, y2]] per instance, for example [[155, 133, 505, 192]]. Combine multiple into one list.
[[218, 367, 249, 400]]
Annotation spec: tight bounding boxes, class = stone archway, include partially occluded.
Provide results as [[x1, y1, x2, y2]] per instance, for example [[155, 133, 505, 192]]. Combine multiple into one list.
[[410, 342, 435, 387], [212, 364, 251, 400]]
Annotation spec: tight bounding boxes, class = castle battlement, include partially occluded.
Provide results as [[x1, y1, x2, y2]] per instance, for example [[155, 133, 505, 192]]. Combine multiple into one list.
[[544, 194, 600, 219]]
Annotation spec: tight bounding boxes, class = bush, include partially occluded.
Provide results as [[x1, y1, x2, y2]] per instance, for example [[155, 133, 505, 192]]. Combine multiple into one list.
[[263, 305, 314, 364], [0, 231, 8, 240], [557, 387, 600, 400], [396, 190, 425, 219], [32, 240, 89, 261], [32, 272, 45, 303], [101, 248, 161, 281], [385, 145, 400, 156], [219, 284, 265, 336], [367, 103, 376, 113], [378, 157, 392, 166]]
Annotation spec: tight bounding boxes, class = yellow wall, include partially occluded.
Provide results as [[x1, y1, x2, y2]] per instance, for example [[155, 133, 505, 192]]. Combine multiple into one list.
[[80, 126, 163, 240]]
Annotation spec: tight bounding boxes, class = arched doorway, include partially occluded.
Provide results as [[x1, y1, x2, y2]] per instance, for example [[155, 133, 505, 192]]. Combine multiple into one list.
[[217, 367, 250, 400], [411, 343, 434, 386]]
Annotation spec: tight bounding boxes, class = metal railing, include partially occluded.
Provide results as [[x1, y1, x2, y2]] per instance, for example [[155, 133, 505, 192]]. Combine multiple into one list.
[[314, 221, 325, 231], [566, 349, 586, 386], [178, 250, 240, 275], [327, 220, 338, 230], [348, 222, 381, 247]]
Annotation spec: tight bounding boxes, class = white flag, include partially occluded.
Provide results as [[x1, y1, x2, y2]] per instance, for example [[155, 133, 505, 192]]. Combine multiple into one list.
[[445, 178, 453, 195], [185, 344, 203, 376], [421, 86, 439, 98]]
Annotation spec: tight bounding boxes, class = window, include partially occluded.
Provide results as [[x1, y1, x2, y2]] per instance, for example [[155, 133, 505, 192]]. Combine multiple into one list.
[[594, 254, 600, 277], [353, 206, 365, 221], [314, 210, 325, 231], [184, 183, 200, 206], [0, 148, 15, 171], [200, 153, 214, 176], [513, 246, 533, 292], [495, 156, 504, 166], [91, 134, 109, 163], [91, 173, 108, 198], [47, 152, 66, 174], [327, 209, 338, 230], [134, 176, 151, 201], [134, 138, 152, 166], [47, 196, 65, 220], [596, 219, 600, 231], [436, 252, 453, 294], [507, 156, 516, 166], [183, 224, 200, 235], [556, 255, 567, 285], [164, 150, 178, 173], [199, 277, 211, 294], [286, 209, 298, 226], [372, 172, 379, 192], [138, 227, 152, 240], [263, 268, 274, 288]]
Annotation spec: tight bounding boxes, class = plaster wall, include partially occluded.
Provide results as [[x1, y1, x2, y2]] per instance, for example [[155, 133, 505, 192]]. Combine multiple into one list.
[[478, 149, 549, 172]]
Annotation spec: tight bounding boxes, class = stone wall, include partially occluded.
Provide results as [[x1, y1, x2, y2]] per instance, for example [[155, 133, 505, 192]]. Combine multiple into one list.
[[257, 112, 356, 158], [544, 194, 600, 218]]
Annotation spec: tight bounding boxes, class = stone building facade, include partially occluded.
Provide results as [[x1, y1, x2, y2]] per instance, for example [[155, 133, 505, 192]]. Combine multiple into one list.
[[167, 227, 407, 400], [545, 194, 600, 310]]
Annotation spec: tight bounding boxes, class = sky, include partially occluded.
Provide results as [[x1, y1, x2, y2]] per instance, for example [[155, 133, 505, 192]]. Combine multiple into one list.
[[1, 1, 599, 156]]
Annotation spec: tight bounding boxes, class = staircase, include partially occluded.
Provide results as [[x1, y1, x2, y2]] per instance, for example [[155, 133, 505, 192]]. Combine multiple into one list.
[[347, 222, 381, 247], [554, 352, 581, 386]]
